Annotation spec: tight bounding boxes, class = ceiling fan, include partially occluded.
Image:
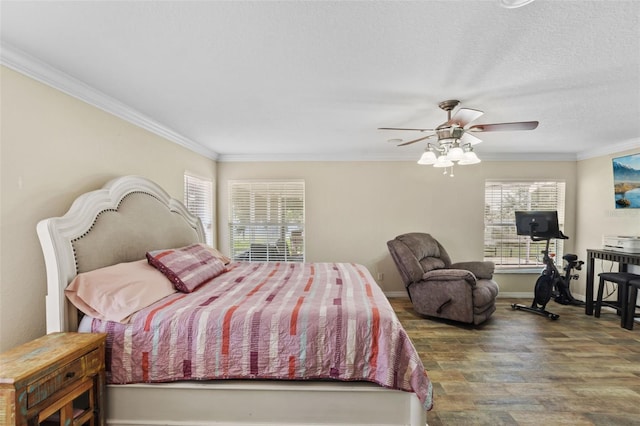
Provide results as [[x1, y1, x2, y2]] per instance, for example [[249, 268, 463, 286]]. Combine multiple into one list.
[[379, 99, 539, 148], [379, 100, 539, 173]]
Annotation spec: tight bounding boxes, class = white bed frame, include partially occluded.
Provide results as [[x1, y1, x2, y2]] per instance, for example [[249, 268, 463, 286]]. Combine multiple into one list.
[[37, 175, 427, 426]]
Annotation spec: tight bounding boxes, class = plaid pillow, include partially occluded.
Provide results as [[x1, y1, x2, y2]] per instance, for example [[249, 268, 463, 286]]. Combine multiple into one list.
[[146, 244, 227, 293]]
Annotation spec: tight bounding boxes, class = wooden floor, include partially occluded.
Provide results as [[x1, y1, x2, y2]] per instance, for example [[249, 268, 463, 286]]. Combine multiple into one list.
[[389, 297, 640, 426]]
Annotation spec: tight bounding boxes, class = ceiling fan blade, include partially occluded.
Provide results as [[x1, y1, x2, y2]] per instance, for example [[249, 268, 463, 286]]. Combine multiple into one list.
[[447, 108, 484, 127], [468, 121, 539, 132], [378, 127, 434, 132], [397, 134, 435, 146], [461, 132, 483, 145]]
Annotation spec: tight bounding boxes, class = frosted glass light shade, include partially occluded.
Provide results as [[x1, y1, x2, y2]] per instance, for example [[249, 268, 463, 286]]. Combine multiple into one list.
[[433, 156, 454, 168], [499, 0, 535, 8], [446, 146, 464, 161], [458, 151, 481, 165], [417, 151, 437, 165]]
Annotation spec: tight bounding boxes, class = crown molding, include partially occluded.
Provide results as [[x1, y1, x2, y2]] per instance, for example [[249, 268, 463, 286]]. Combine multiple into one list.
[[219, 146, 640, 163], [480, 152, 577, 162], [577, 138, 640, 160], [1, 43, 218, 161], [217, 151, 579, 162], [217, 152, 423, 162]]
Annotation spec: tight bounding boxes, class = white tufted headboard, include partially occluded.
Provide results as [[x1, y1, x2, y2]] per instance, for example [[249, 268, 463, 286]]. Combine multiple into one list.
[[37, 175, 205, 332]]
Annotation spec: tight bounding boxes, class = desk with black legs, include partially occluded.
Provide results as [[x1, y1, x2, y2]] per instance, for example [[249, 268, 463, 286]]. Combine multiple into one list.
[[585, 249, 640, 315]]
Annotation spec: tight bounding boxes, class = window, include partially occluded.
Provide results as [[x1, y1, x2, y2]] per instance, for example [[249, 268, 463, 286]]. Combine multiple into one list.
[[229, 180, 305, 262], [484, 180, 566, 270], [184, 173, 213, 246]]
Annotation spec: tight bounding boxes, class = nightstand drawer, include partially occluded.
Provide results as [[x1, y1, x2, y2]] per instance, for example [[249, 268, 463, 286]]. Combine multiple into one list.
[[0, 332, 106, 425], [84, 345, 103, 375], [27, 347, 99, 408]]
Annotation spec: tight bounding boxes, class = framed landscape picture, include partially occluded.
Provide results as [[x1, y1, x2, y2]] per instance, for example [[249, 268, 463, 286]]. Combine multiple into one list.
[[612, 152, 640, 208]]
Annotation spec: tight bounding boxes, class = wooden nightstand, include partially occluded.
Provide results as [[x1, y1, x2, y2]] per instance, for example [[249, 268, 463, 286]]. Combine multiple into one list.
[[0, 332, 106, 425]]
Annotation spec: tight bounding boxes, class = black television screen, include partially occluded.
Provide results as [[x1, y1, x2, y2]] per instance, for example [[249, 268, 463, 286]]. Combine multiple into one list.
[[515, 210, 561, 238]]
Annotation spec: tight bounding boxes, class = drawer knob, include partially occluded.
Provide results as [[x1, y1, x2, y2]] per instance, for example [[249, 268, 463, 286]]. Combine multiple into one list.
[[65, 372, 76, 379]]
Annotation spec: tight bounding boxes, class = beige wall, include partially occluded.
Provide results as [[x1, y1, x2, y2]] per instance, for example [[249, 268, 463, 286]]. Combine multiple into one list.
[[0, 67, 216, 351], [573, 148, 640, 297], [3, 64, 637, 353], [217, 160, 577, 296]]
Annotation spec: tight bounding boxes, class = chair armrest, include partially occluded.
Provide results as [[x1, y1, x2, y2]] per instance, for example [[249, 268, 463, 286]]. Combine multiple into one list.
[[422, 268, 476, 285], [450, 261, 495, 280]]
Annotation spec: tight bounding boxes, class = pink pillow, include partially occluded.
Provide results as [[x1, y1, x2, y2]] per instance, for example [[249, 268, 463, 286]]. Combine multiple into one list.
[[146, 244, 227, 293], [65, 260, 176, 323], [203, 245, 232, 265]]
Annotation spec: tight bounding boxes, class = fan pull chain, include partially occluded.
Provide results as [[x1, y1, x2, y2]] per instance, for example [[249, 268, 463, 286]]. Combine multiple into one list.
[[446, 166, 454, 177]]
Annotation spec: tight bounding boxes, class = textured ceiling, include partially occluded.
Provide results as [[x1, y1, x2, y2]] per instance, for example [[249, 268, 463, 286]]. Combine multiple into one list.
[[1, 0, 639, 161]]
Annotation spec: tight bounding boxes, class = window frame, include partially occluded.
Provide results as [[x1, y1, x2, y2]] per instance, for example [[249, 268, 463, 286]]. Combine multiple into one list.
[[228, 179, 305, 263], [184, 172, 214, 246], [484, 179, 566, 272]]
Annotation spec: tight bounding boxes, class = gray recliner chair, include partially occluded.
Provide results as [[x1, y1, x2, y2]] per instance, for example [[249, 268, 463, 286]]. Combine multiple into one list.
[[387, 232, 499, 325]]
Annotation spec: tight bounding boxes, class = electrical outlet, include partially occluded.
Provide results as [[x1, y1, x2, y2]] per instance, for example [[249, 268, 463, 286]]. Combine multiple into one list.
[[377, 272, 384, 281]]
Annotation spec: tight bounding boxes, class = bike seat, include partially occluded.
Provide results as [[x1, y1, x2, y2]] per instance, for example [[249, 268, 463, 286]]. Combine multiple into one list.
[[563, 253, 578, 262]]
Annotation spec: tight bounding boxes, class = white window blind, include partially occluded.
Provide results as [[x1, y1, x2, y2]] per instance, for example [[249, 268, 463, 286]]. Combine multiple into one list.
[[484, 180, 566, 269], [229, 180, 305, 262], [184, 173, 213, 246]]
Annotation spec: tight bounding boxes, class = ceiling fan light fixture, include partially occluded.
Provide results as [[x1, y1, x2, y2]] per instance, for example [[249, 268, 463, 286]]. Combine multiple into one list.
[[458, 151, 481, 165], [380, 99, 537, 174], [445, 145, 464, 162], [433, 156, 454, 168], [417, 150, 437, 165], [498, 0, 535, 8]]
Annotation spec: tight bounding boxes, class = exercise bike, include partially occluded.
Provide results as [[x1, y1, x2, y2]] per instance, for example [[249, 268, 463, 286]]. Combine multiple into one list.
[[552, 252, 584, 307], [511, 211, 584, 320]]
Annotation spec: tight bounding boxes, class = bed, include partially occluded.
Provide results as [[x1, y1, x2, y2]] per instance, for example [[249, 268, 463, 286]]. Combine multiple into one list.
[[37, 175, 432, 426]]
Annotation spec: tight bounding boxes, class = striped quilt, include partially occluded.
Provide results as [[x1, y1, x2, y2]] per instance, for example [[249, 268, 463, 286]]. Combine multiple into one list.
[[90, 261, 433, 410]]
